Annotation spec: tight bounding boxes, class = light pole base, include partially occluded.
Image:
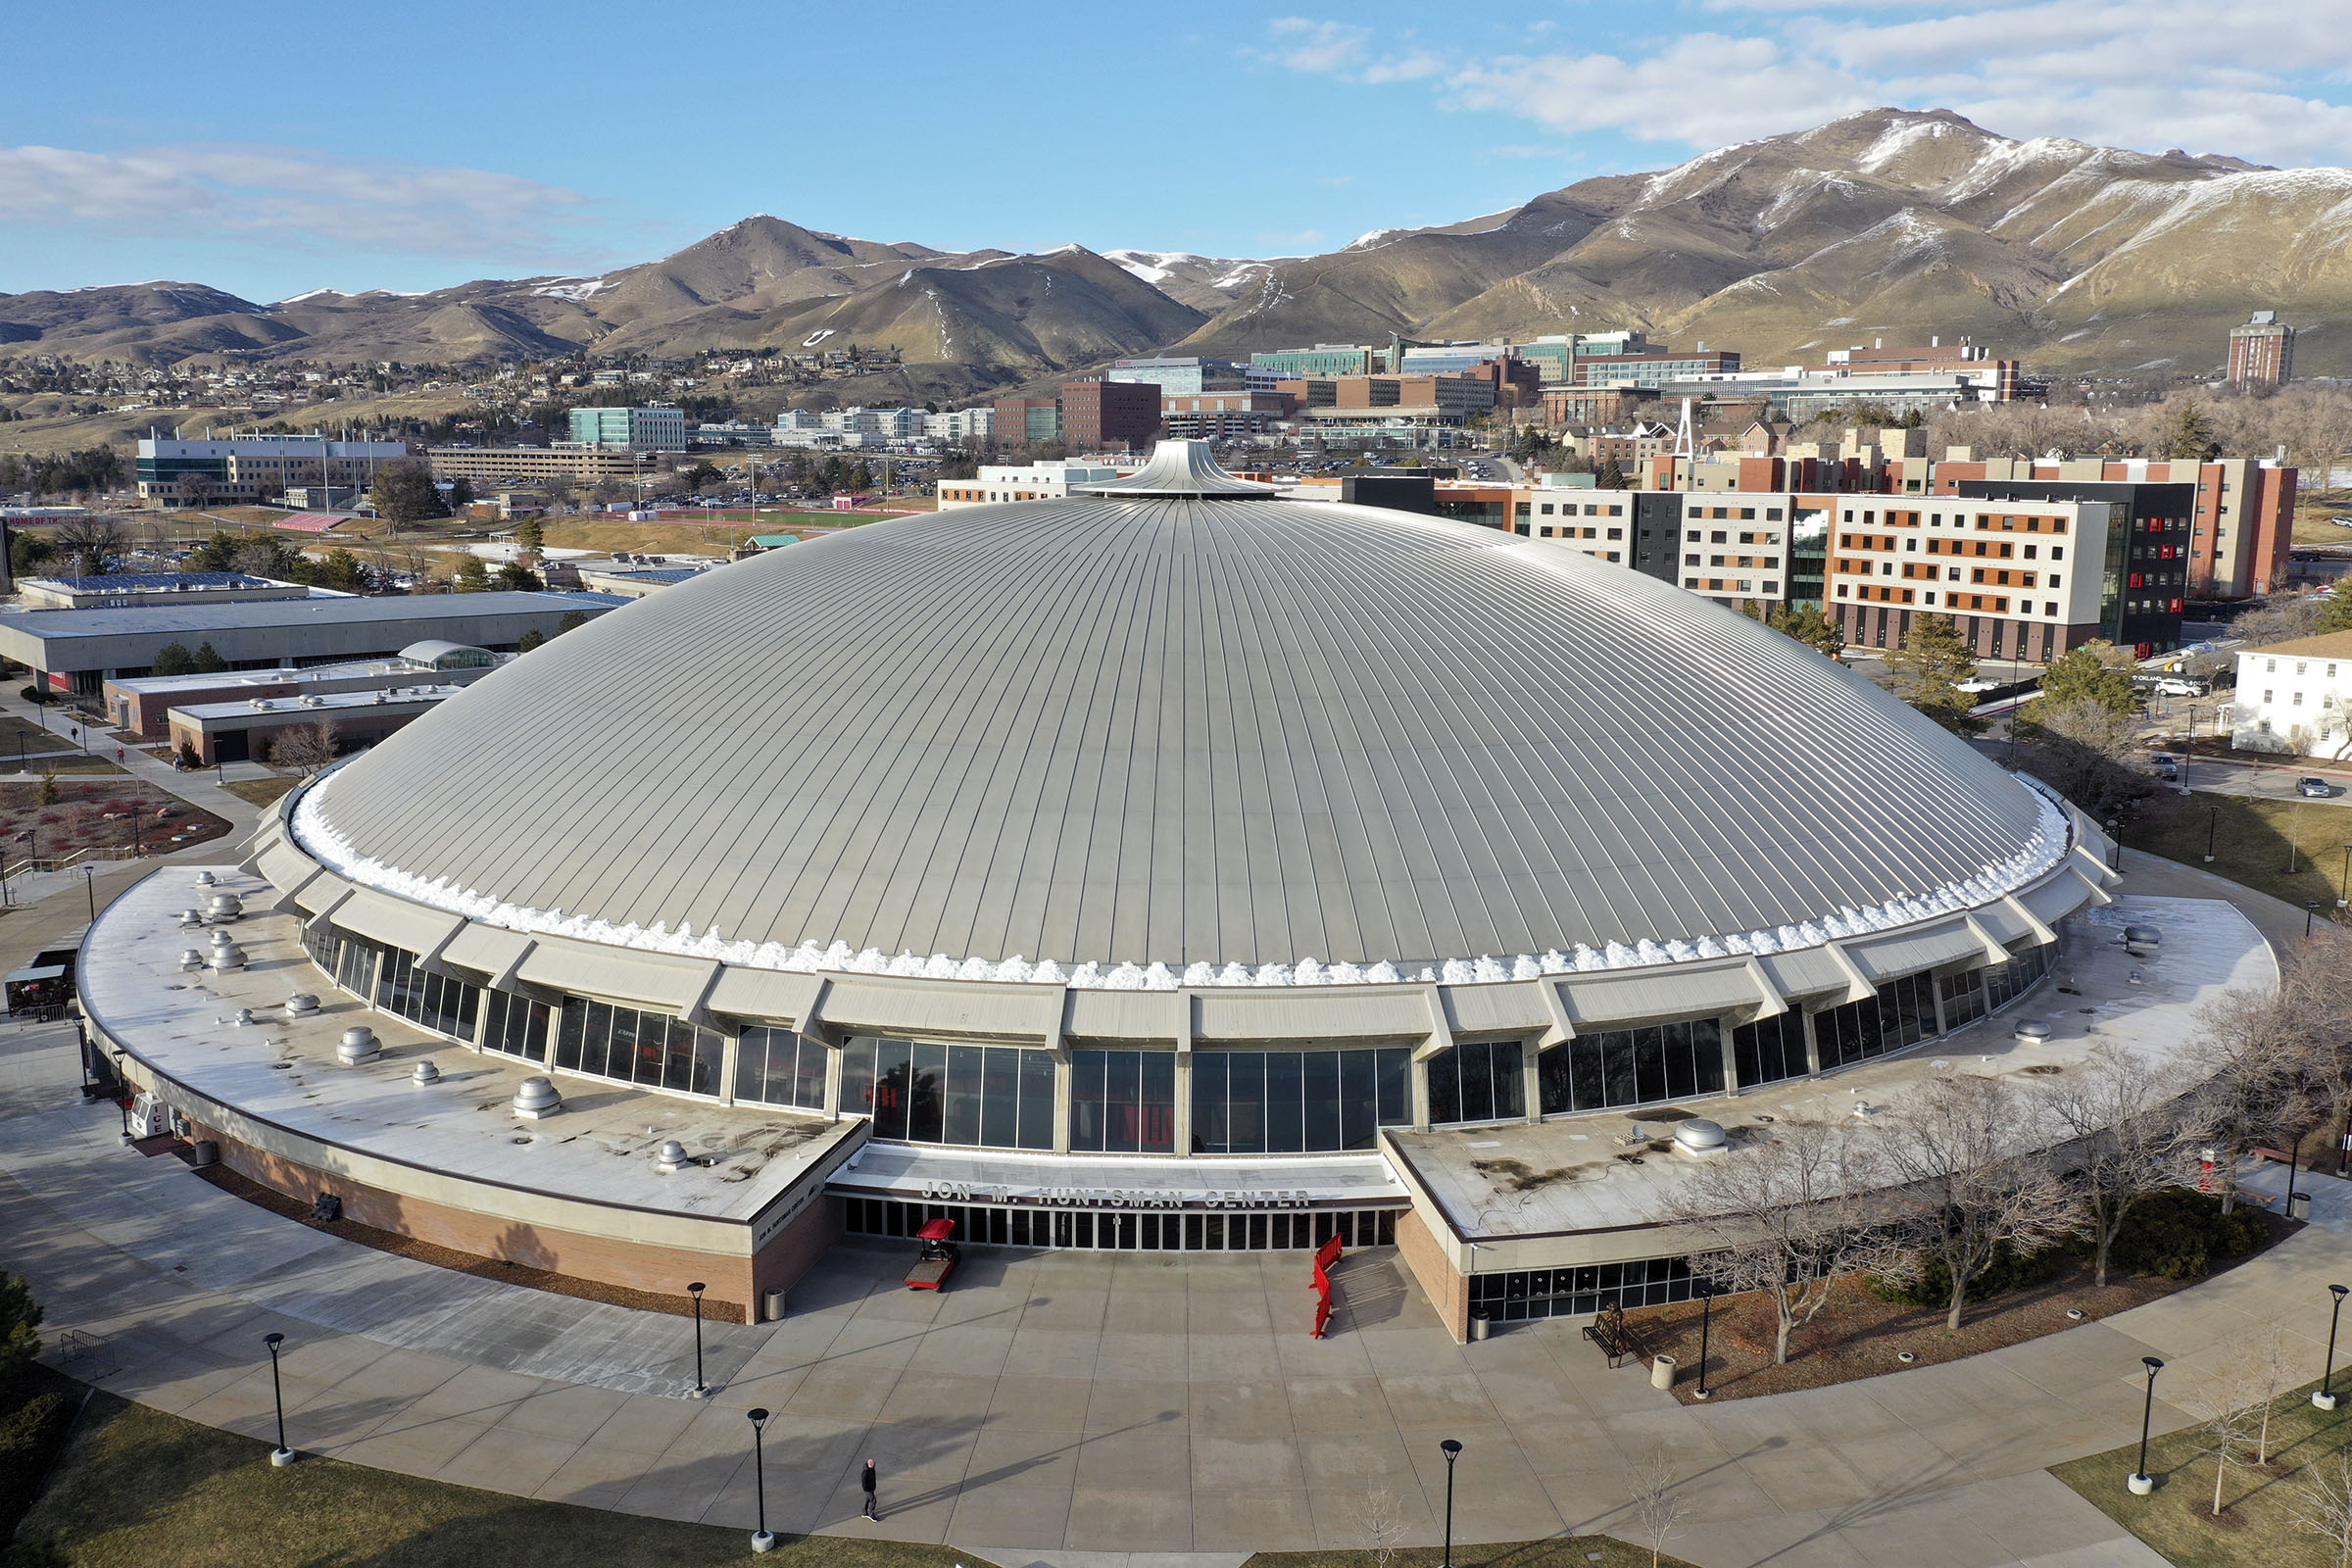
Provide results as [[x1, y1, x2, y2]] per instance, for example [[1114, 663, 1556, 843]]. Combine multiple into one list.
[[1691, 1388, 1711, 1400], [688, 1385, 711, 1400], [2127, 1473, 2154, 1495], [2203, 856, 2215, 862], [2315, 1391, 2340, 1411], [270, 1447, 298, 1467], [751, 1532, 776, 1553]]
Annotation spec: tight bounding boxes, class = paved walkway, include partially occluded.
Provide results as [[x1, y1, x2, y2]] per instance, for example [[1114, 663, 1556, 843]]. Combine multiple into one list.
[[0, 850, 2327, 1565]]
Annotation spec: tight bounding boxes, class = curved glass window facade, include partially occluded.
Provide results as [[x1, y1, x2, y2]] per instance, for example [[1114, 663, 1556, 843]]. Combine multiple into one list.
[[1732, 1010, 1807, 1087], [1539, 1020, 1725, 1114], [554, 997, 725, 1097], [736, 1025, 827, 1111], [1426, 1039, 1525, 1126], [1190, 1049, 1410, 1153], [1071, 1050, 1177, 1153], [841, 1037, 1056, 1150], [480, 989, 549, 1061]]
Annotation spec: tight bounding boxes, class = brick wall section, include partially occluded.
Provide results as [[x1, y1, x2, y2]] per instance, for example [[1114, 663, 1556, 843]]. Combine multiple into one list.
[[200, 1121, 846, 1325], [1395, 1205, 1468, 1344]]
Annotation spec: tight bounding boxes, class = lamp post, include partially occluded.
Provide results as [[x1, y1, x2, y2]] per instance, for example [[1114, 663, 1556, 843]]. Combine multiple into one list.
[[82, 865, 96, 925], [112, 1049, 130, 1142], [1694, 1283, 1715, 1400], [2205, 804, 2219, 863], [2180, 707, 2196, 795], [2106, 818, 2122, 872], [264, 1332, 296, 1466], [2129, 1355, 2163, 1494], [2317, 1285, 2350, 1411], [687, 1281, 709, 1398], [747, 1406, 774, 1552], [2309, 902, 2323, 940], [2339, 844, 2352, 911], [1439, 1439, 1463, 1568]]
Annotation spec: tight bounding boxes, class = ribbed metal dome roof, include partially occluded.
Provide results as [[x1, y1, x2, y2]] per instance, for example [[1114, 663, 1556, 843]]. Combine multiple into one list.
[[292, 492, 2052, 973]]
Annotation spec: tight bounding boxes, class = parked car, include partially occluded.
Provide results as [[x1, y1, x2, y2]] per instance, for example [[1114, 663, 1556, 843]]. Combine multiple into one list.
[[2154, 677, 2209, 697], [2150, 754, 2180, 780], [2300, 776, 2333, 798]]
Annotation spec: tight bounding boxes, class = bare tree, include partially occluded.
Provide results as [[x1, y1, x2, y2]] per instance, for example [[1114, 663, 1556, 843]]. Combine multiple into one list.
[[2040, 1046, 2192, 1287], [2192, 1366, 2265, 1519], [2251, 1322, 2298, 1468], [2293, 1455, 2352, 1568], [1874, 1073, 2080, 1332], [1356, 1489, 1402, 1568], [1627, 1448, 1690, 1568], [265, 719, 340, 774], [2285, 930, 2352, 1176], [51, 514, 131, 574], [2023, 697, 2155, 823], [2190, 982, 2313, 1216], [1664, 1115, 1894, 1363]]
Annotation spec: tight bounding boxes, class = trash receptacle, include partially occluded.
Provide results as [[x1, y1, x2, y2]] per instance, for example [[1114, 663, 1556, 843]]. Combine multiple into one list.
[[2290, 1192, 2314, 1221], [1650, 1353, 1677, 1391], [188, 1140, 219, 1168], [1469, 1309, 1490, 1342], [762, 1288, 786, 1322]]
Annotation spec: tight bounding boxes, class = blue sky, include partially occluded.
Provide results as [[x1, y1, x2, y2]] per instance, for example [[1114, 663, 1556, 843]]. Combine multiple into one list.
[[5, 0, 2350, 303]]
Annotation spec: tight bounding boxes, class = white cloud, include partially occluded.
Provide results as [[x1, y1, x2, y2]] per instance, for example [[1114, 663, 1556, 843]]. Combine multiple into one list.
[[0, 142, 607, 266], [1259, 1, 2352, 167]]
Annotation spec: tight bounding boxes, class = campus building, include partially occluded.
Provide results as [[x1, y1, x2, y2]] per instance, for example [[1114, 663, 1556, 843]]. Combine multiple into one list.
[[566, 407, 689, 450], [2229, 311, 2295, 388], [135, 436, 411, 507], [85, 444, 2122, 1332]]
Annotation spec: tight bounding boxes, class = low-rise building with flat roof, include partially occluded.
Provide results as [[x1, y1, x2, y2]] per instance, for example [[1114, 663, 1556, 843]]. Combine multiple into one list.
[[0, 592, 615, 695], [104, 640, 502, 738], [18, 571, 315, 612]]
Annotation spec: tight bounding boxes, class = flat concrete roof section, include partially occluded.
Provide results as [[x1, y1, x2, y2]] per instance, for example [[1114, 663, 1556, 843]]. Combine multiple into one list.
[[1388, 893, 2273, 1250], [78, 866, 858, 1224]]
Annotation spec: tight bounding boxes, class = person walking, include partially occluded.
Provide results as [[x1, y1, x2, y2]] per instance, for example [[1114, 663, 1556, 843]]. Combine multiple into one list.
[[859, 1458, 879, 1520]]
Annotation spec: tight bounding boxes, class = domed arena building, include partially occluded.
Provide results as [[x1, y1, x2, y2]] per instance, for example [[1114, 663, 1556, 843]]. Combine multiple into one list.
[[81, 442, 2189, 1334]]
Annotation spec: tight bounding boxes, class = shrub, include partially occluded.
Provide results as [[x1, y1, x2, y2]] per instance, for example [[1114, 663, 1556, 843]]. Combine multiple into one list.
[[1870, 1240, 2060, 1308], [2098, 1187, 2269, 1280], [0, 1390, 67, 1538]]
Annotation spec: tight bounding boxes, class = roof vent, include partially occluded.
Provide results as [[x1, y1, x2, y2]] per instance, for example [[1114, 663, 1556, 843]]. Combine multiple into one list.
[[194, 870, 217, 888], [2015, 1018, 2053, 1046], [411, 1060, 441, 1086], [207, 891, 242, 922], [206, 940, 247, 971], [513, 1076, 563, 1119], [1673, 1119, 1727, 1153], [655, 1139, 692, 1173], [336, 1026, 379, 1064], [178, 949, 205, 971], [286, 993, 319, 1017], [1068, 439, 1287, 499]]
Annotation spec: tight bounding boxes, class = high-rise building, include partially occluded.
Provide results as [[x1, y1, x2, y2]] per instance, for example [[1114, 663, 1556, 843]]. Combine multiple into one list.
[[567, 407, 688, 450], [2229, 311, 2295, 387], [1055, 379, 1162, 451]]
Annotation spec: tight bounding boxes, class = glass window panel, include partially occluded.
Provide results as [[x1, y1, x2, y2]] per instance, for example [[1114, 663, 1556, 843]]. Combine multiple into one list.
[[943, 1045, 984, 1146], [1229, 1053, 1268, 1154], [1265, 1052, 1304, 1152], [554, 998, 586, 1072], [1192, 1052, 1229, 1152], [1491, 1041, 1525, 1118], [979, 1044, 1021, 1148], [1070, 1051, 1108, 1152], [841, 1038, 878, 1128], [1460, 1041, 1494, 1124], [1016, 1050, 1055, 1150], [1301, 1051, 1341, 1152], [1632, 1028, 1667, 1103], [908, 1042, 946, 1143], [581, 1001, 614, 1080], [1376, 1047, 1410, 1125], [1138, 1052, 1175, 1153], [1106, 1051, 1141, 1153], [1427, 1046, 1462, 1127], [874, 1039, 911, 1139]]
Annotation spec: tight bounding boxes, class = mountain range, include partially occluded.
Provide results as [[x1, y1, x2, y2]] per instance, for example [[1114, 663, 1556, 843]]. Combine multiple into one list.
[[5, 108, 2348, 384]]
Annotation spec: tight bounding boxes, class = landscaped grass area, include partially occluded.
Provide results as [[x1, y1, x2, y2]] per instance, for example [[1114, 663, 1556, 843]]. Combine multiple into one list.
[[220, 776, 300, 808], [2123, 791, 2352, 917], [13, 1385, 994, 1568], [2053, 1374, 2352, 1567], [1245, 1541, 1691, 1568]]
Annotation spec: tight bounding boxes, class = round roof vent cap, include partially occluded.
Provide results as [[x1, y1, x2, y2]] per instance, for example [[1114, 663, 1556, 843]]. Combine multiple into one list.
[[1673, 1119, 1727, 1152], [412, 1060, 441, 1086], [655, 1139, 692, 1172], [514, 1076, 563, 1119]]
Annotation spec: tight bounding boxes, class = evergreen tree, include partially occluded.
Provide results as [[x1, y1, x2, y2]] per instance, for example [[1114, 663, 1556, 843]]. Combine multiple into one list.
[[2165, 402, 2222, 462], [1595, 459, 1628, 490], [454, 557, 490, 593], [2031, 641, 2140, 719], [557, 610, 589, 634], [2315, 588, 2352, 636], [493, 563, 542, 592], [1886, 614, 1986, 735], [191, 642, 227, 673], [1767, 604, 1846, 661], [516, 628, 546, 653], [515, 516, 545, 552], [148, 643, 196, 677], [36, 772, 58, 808]]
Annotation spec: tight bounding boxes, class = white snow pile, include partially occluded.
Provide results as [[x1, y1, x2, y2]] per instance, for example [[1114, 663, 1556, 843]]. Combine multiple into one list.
[[289, 777, 2076, 992]]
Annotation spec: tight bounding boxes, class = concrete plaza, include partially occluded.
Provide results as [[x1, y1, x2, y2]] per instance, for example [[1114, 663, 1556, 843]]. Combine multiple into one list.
[[0, 848, 2331, 1566]]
